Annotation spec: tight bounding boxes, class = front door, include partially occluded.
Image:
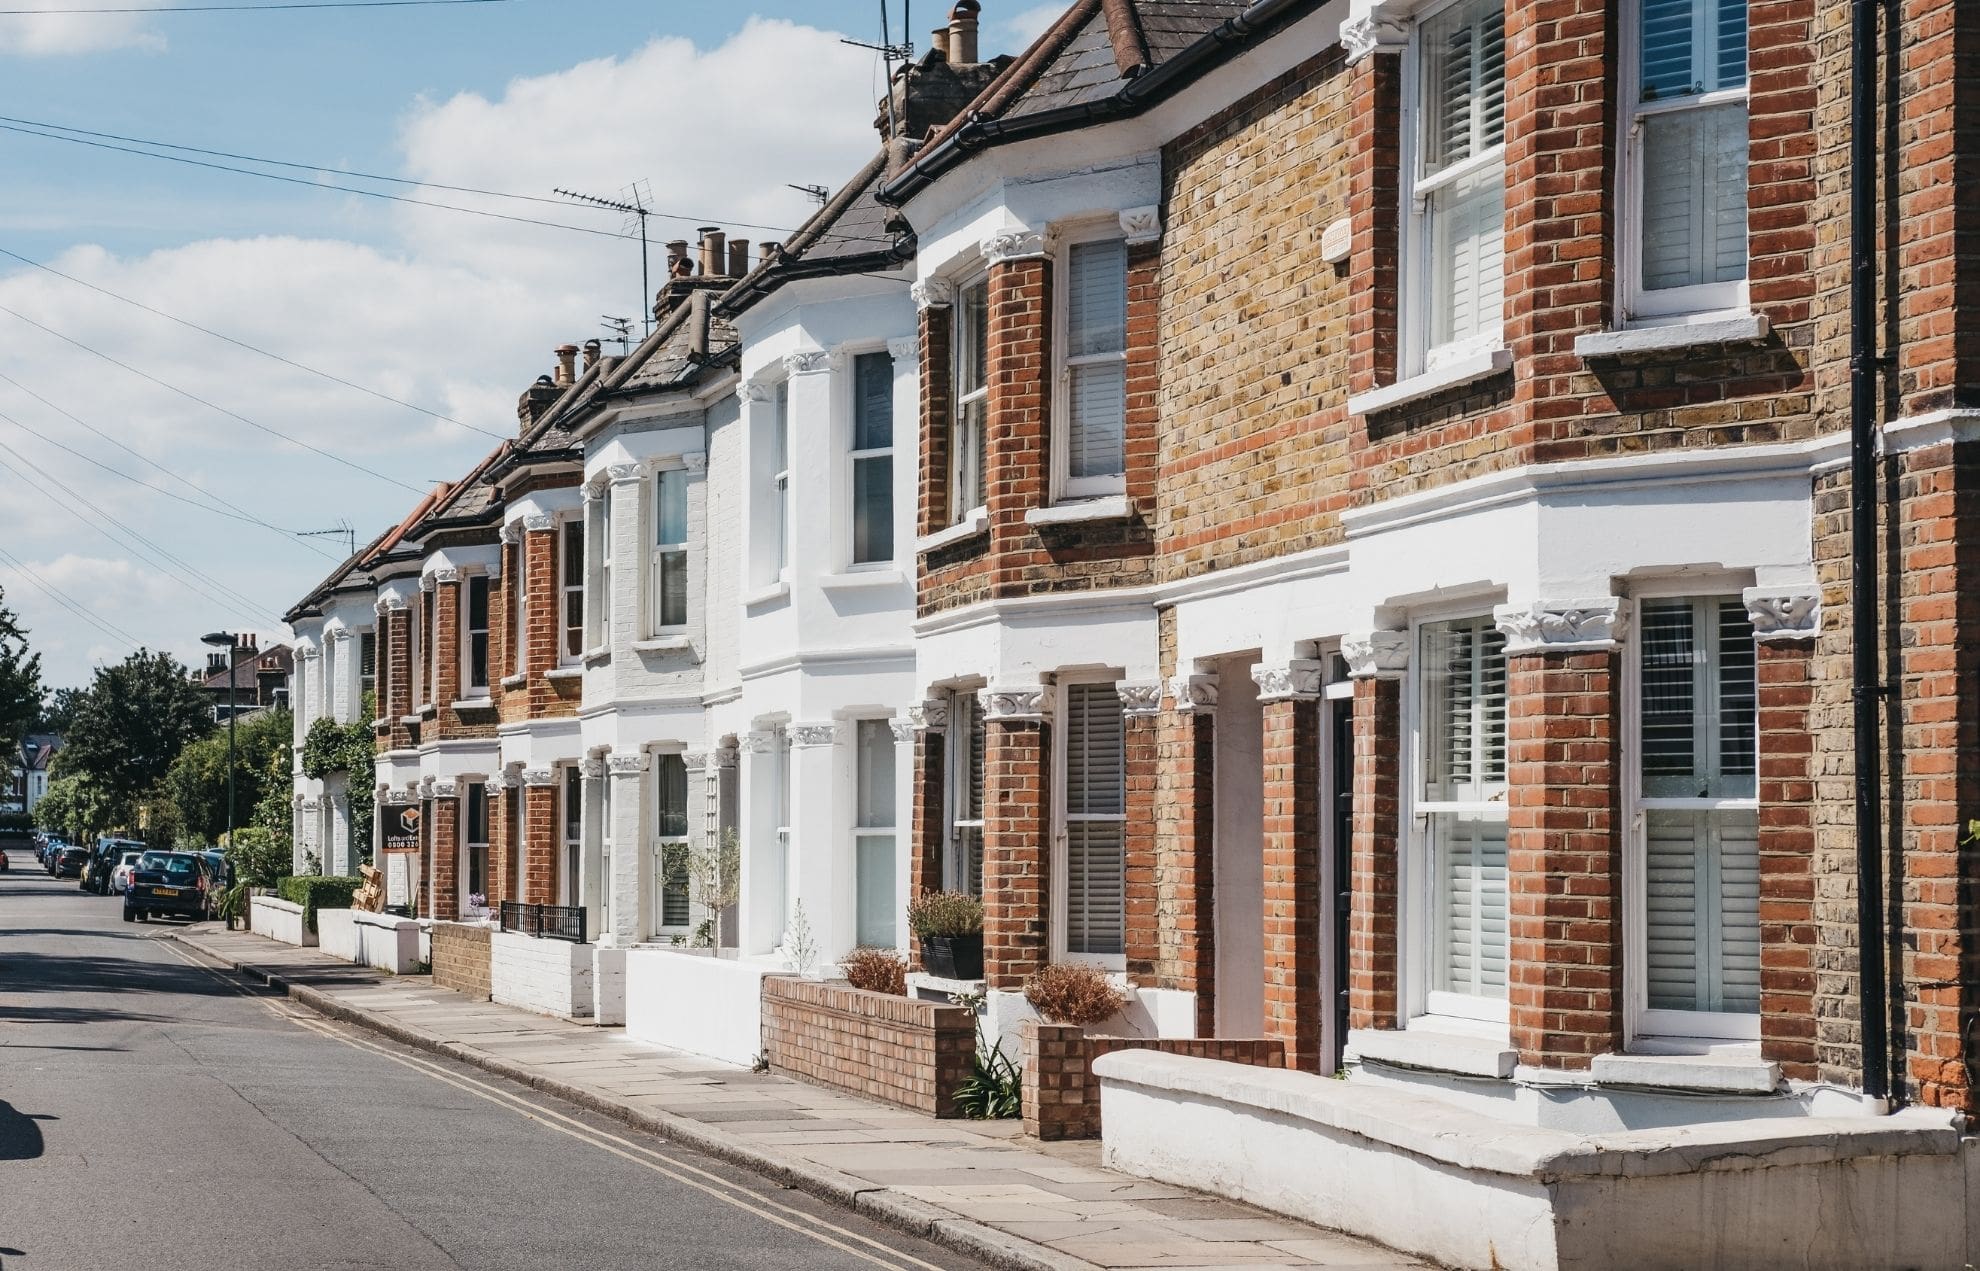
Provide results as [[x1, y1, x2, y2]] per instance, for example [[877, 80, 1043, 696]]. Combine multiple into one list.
[[1326, 692, 1355, 1072]]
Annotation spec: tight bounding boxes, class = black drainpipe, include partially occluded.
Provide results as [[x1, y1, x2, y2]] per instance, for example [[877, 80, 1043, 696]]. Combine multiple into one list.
[[1849, 0, 1890, 1105]]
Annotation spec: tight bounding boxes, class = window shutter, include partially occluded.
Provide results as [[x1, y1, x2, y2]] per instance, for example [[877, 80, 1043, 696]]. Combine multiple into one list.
[[1064, 683, 1125, 957], [1640, 598, 1697, 781], [1646, 809, 1759, 1013], [1425, 618, 1507, 798], [1715, 597, 1757, 779], [1639, 0, 1696, 99], [1439, 816, 1507, 997], [1067, 240, 1127, 356], [1066, 240, 1128, 481], [1422, 0, 1506, 175]]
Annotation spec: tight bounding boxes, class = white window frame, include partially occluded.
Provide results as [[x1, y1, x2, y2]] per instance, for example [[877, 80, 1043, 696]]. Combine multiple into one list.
[[598, 767, 614, 937], [560, 764, 582, 908], [462, 780, 489, 915], [852, 718, 898, 949], [651, 751, 691, 937], [1623, 580, 1762, 1046], [1051, 675, 1128, 971], [1051, 225, 1131, 502], [463, 573, 491, 696], [584, 489, 612, 651], [649, 464, 690, 636], [559, 517, 585, 665], [844, 346, 897, 568], [1618, 0, 1751, 324], [1399, 0, 1509, 378], [951, 275, 990, 524], [428, 587, 442, 704], [321, 640, 338, 724], [945, 688, 985, 898], [773, 380, 791, 578], [511, 535, 528, 676], [1404, 607, 1511, 1027], [358, 628, 376, 711]]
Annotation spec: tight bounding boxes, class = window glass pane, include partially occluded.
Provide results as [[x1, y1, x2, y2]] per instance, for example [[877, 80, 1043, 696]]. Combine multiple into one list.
[[656, 469, 688, 546], [1430, 166, 1506, 352], [1067, 240, 1127, 357], [1640, 103, 1748, 292], [853, 352, 893, 451], [1421, 0, 1506, 175], [563, 522, 583, 584], [660, 844, 691, 928], [852, 455, 894, 564], [1433, 813, 1507, 998], [1422, 617, 1507, 799], [773, 382, 790, 470], [856, 719, 895, 828], [656, 754, 688, 838], [656, 551, 687, 627], [957, 282, 988, 397], [856, 835, 896, 948], [1645, 808, 1760, 1012], [1716, 598, 1757, 781], [956, 397, 986, 511], [1069, 361, 1126, 480], [1640, 596, 1756, 797], [1640, 599, 1697, 779], [1642, 0, 1746, 101], [563, 766, 581, 841]]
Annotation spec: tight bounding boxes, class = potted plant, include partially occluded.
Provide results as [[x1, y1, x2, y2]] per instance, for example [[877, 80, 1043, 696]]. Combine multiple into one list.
[[908, 891, 984, 980], [1024, 962, 1127, 1029]]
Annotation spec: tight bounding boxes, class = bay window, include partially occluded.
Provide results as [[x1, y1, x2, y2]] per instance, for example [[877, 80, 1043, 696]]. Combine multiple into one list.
[[463, 781, 488, 912], [1418, 616, 1508, 1020], [426, 588, 440, 703], [946, 690, 985, 897], [1624, 0, 1749, 319], [1056, 680, 1126, 964], [952, 278, 988, 520], [511, 537, 528, 676], [651, 468, 689, 632], [1056, 237, 1128, 499], [1405, 0, 1507, 372], [854, 720, 897, 949], [850, 351, 894, 565], [653, 753, 690, 935], [584, 491, 612, 650], [464, 574, 490, 694], [1635, 596, 1759, 1036]]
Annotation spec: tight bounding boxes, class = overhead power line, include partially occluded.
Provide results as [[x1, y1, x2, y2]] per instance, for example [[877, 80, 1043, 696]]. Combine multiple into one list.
[[0, 541, 142, 650], [0, 367, 336, 558], [0, 245, 505, 440], [0, 1, 512, 13], [0, 303, 431, 495]]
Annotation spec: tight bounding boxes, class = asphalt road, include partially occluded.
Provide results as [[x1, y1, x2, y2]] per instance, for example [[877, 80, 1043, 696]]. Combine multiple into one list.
[[0, 866, 987, 1271]]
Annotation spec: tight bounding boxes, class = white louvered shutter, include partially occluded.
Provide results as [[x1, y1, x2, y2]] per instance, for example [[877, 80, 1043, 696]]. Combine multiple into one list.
[[1635, 0, 1748, 296], [1441, 817, 1509, 998], [1420, 0, 1507, 361], [1064, 683, 1125, 957], [1422, 617, 1509, 1003], [1065, 239, 1128, 482], [1646, 809, 1759, 1012]]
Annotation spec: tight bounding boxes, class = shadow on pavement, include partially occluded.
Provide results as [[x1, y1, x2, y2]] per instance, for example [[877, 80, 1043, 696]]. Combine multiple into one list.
[[0, 949, 248, 1001], [0, 1102, 50, 1161]]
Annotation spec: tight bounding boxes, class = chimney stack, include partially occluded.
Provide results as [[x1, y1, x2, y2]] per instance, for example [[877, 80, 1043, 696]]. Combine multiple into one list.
[[698, 227, 726, 276], [728, 238, 751, 277], [554, 343, 579, 386], [949, 0, 980, 64], [207, 651, 225, 675], [582, 339, 601, 371], [930, 25, 950, 60], [688, 289, 711, 360]]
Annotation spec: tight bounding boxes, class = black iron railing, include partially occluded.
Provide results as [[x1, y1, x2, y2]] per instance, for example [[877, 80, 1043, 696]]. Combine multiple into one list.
[[499, 900, 587, 944]]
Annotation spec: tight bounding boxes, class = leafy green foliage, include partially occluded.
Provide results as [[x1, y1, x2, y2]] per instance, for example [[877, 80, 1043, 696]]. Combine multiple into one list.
[[164, 707, 292, 843], [33, 772, 114, 843], [37, 685, 85, 735], [224, 826, 291, 890], [0, 586, 43, 764], [296, 693, 375, 867], [276, 874, 362, 932], [953, 1040, 1021, 1120], [250, 743, 295, 856], [58, 649, 213, 821]]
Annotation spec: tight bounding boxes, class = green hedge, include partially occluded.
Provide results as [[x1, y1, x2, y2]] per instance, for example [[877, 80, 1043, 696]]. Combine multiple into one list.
[[277, 875, 362, 933]]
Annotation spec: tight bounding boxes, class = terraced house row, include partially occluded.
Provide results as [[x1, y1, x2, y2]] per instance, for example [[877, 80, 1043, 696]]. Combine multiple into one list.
[[285, 0, 1980, 1265]]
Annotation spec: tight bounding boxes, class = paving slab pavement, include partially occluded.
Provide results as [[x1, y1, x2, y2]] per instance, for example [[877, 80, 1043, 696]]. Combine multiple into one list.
[[170, 923, 1426, 1271]]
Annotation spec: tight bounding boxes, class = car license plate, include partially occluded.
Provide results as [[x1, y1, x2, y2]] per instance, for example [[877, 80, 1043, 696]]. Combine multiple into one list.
[[153, 887, 179, 897]]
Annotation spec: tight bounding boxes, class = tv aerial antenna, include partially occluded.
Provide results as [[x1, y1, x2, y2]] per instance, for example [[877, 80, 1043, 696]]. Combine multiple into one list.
[[297, 519, 356, 559], [556, 182, 654, 337], [600, 315, 635, 355], [842, 1, 914, 139], [788, 183, 831, 207]]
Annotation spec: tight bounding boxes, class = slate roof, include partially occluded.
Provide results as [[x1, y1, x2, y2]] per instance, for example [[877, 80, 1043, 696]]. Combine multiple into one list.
[[1004, 0, 1247, 119], [717, 150, 907, 319]]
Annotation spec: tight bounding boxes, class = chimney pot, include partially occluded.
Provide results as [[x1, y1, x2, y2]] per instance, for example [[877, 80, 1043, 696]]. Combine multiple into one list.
[[728, 238, 751, 277], [665, 238, 690, 267], [582, 339, 602, 370], [761, 241, 782, 267], [698, 227, 725, 276], [688, 289, 711, 360], [930, 26, 950, 59], [554, 343, 579, 386], [949, 0, 980, 64]]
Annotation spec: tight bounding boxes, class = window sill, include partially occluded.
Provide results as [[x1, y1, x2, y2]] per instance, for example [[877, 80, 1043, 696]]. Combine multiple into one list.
[[416, 705, 437, 720], [582, 647, 611, 668], [451, 698, 496, 713], [545, 666, 583, 682], [818, 568, 904, 590], [397, 714, 422, 726], [743, 580, 790, 608], [1347, 1022, 1517, 1079], [1346, 348, 1513, 417], [1586, 1049, 1780, 1095], [1574, 311, 1770, 359], [916, 508, 989, 555], [500, 673, 527, 690], [632, 635, 694, 654], [1025, 494, 1133, 528]]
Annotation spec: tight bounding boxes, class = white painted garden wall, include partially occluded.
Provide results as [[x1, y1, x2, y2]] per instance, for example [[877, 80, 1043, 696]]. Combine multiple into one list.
[[249, 895, 314, 947], [490, 930, 593, 1020], [624, 949, 776, 1066]]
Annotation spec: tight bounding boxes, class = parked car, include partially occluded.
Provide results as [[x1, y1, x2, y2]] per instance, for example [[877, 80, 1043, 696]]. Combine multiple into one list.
[[195, 852, 234, 919], [124, 852, 207, 923], [109, 851, 145, 894], [85, 838, 145, 895], [53, 845, 88, 878], [0, 826, 32, 873]]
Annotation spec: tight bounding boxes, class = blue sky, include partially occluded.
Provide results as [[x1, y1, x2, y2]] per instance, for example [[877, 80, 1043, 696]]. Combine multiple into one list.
[[0, 1, 1057, 689]]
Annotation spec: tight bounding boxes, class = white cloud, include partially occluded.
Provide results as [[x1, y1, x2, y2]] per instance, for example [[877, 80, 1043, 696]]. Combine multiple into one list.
[[0, 5, 163, 57], [998, 4, 1064, 48], [0, 16, 891, 687]]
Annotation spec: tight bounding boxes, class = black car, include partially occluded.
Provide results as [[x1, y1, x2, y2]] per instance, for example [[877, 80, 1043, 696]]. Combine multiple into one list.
[[52, 845, 89, 878], [124, 852, 207, 923], [85, 838, 145, 894]]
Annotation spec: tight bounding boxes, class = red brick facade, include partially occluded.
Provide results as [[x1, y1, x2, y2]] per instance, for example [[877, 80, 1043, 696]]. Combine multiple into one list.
[[759, 977, 977, 1117], [1021, 1021, 1283, 1140]]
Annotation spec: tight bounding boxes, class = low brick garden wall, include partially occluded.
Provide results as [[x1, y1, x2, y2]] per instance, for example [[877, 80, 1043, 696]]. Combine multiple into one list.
[[431, 921, 492, 1001], [1021, 1021, 1285, 1140], [760, 976, 977, 1117]]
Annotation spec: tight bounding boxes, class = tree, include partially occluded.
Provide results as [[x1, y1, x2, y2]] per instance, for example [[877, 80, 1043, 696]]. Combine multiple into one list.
[[0, 586, 44, 761], [59, 649, 214, 819], [164, 707, 293, 844], [37, 686, 85, 735], [34, 772, 113, 842]]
